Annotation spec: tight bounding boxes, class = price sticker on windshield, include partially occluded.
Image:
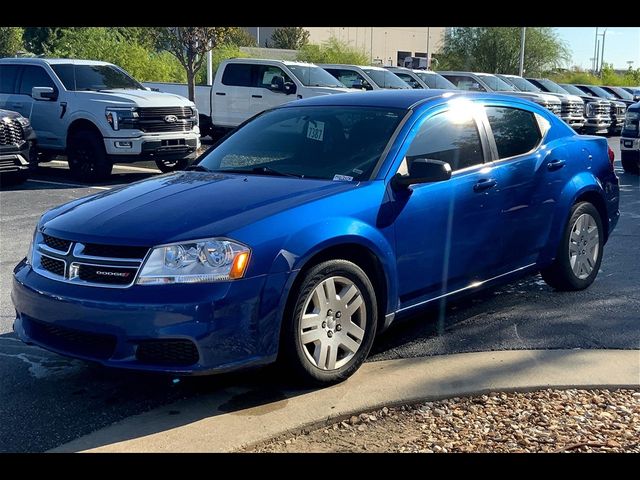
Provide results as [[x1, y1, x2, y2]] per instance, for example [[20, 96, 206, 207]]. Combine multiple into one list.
[[307, 121, 325, 141]]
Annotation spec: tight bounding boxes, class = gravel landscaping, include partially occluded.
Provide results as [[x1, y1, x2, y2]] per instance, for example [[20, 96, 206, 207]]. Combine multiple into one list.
[[248, 389, 639, 453]]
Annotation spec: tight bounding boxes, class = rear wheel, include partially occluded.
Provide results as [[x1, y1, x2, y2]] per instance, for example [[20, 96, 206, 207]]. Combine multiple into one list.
[[541, 202, 604, 291], [280, 260, 378, 386], [155, 158, 189, 173], [67, 129, 112, 181]]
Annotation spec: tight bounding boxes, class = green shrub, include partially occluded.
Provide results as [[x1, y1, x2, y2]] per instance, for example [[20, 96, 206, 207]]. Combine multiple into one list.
[[297, 37, 368, 65]]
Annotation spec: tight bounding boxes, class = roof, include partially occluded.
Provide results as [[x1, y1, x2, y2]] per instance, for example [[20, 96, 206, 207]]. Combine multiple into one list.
[[0, 57, 113, 66], [222, 58, 319, 67], [319, 64, 387, 71], [280, 89, 538, 110]]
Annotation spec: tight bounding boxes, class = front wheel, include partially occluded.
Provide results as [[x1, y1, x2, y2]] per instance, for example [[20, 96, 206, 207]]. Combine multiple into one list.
[[621, 154, 639, 175], [67, 129, 113, 181], [541, 202, 604, 291], [280, 260, 378, 386], [155, 158, 189, 173]]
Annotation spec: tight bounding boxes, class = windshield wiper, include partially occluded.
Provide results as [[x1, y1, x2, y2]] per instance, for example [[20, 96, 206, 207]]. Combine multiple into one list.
[[217, 166, 303, 178], [185, 164, 213, 172]]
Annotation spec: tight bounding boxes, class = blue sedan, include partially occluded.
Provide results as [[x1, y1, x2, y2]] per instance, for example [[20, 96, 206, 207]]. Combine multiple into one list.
[[12, 90, 620, 384]]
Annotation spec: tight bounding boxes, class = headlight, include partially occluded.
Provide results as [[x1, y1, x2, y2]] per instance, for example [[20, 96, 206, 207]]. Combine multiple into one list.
[[15, 116, 30, 128], [192, 107, 199, 126], [137, 238, 250, 285], [26, 227, 37, 265], [626, 112, 639, 121], [105, 107, 138, 131]]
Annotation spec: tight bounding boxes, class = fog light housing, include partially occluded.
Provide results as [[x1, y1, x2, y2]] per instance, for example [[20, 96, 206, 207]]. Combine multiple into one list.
[[115, 141, 132, 148]]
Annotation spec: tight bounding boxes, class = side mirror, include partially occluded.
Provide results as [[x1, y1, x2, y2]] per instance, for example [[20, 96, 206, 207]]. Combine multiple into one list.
[[32, 86, 57, 101], [351, 80, 364, 90], [634, 94, 640, 102], [283, 82, 297, 95], [270, 75, 285, 92], [392, 158, 452, 189]]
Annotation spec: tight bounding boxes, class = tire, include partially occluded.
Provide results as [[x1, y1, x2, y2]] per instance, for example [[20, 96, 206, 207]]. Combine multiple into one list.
[[541, 202, 604, 291], [67, 129, 112, 181], [155, 158, 189, 173], [280, 259, 378, 386], [0, 170, 28, 186], [621, 155, 639, 175]]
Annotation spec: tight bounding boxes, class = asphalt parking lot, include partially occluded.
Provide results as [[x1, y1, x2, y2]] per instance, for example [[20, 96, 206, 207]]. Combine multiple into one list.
[[0, 137, 638, 452]]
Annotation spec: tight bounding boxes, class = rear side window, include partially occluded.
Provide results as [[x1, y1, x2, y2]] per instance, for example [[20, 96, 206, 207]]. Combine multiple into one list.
[[18, 66, 55, 96], [485, 106, 542, 159], [324, 69, 368, 89], [395, 73, 421, 89], [221, 64, 254, 87], [441, 74, 485, 92], [0, 65, 19, 94], [405, 111, 484, 171]]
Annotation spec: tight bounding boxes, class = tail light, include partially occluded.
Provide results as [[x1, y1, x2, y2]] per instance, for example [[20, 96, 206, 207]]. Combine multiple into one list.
[[607, 145, 615, 171]]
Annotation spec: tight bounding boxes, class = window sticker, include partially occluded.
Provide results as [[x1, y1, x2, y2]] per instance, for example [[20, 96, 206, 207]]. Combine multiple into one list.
[[307, 120, 325, 141], [333, 174, 353, 181], [352, 168, 363, 175]]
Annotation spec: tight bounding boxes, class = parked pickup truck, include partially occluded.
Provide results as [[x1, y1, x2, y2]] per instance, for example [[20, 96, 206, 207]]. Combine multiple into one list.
[[384, 67, 457, 90], [0, 108, 36, 185], [573, 84, 629, 134], [620, 102, 640, 174], [145, 59, 352, 139], [498, 74, 584, 130], [558, 83, 617, 135], [0, 58, 200, 180]]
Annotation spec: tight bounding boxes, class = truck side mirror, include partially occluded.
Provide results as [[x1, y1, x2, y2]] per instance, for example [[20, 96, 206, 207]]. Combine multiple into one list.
[[634, 94, 640, 102], [270, 75, 285, 92], [283, 82, 296, 95], [32, 86, 57, 101]]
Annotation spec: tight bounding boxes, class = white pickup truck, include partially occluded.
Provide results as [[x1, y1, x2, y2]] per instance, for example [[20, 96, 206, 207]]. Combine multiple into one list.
[[145, 58, 353, 139], [0, 58, 200, 180]]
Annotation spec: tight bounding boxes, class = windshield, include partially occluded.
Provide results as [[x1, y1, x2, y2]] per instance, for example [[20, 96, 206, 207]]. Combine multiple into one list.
[[533, 78, 568, 94], [51, 64, 144, 91], [503, 76, 540, 93], [605, 87, 633, 100], [287, 64, 344, 88], [361, 69, 410, 89], [560, 84, 587, 96], [414, 72, 456, 89], [198, 106, 405, 181], [477, 74, 517, 92], [584, 85, 616, 99]]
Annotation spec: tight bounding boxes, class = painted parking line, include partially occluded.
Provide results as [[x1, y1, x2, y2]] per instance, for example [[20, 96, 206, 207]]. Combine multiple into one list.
[[27, 179, 112, 191], [49, 160, 160, 174]]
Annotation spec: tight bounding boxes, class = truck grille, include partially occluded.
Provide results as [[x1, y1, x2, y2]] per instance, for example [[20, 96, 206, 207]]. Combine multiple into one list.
[[0, 118, 24, 146], [137, 120, 196, 133], [32, 234, 149, 288], [561, 101, 584, 116], [137, 107, 194, 118], [593, 103, 609, 116], [543, 103, 561, 116], [123, 107, 196, 134], [615, 105, 627, 117]]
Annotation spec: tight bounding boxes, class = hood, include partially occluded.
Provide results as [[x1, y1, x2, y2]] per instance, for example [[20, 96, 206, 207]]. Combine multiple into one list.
[[541, 93, 584, 105], [499, 91, 560, 105], [0, 109, 26, 120], [41, 172, 357, 246], [306, 86, 356, 95], [74, 89, 195, 108]]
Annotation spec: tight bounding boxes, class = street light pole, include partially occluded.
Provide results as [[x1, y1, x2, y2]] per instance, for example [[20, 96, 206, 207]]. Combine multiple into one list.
[[426, 27, 431, 69], [518, 27, 526, 76], [592, 27, 599, 74], [599, 28, 608, 75], [257, 27, 260, 47]]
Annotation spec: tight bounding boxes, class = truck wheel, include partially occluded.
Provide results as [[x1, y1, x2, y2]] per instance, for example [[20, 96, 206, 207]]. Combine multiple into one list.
[[621, 155, 639, 175], [0, 171, 28, 186], [67, 129, 113, 181], [155, 158, 189, 173]]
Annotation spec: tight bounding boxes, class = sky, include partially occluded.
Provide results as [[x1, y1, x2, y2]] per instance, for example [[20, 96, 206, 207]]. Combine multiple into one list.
[[555, 27, 640, 71]]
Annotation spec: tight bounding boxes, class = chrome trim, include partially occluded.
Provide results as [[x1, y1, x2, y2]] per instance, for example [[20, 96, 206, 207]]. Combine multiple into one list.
[[72, 243, 144, 266], [67, 261, 139, 288], [33, 252, 67, 281], [383, 312, 396, 330], [39, 242, 72, 256], [395, 263, 537, 314]]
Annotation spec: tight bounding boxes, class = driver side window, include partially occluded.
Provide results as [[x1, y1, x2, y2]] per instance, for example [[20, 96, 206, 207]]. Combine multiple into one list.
[[255, 66, 292, 89], [400, 111, 484, 174]]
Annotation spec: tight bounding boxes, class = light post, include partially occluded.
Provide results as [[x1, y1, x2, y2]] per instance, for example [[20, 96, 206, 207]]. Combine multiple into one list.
[[592, 27, 599, 74], [519, 27, 526, 76], [599, 28, 608, 75]]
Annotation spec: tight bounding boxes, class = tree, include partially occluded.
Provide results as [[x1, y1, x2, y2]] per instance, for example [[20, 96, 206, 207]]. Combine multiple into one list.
[[157, 27, 234, 101], [439, 27, 569, 76], [226, 28, 257, 48], [22, 27, 63, 55], [268, 27, 310, 50], [297, 37, 368, 65], [0, 27, 24, 58]]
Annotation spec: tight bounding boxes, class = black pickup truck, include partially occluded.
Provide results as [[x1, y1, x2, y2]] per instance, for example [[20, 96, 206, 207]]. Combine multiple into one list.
[[620, 102, 640, 174], [0, 109, 36, 185]]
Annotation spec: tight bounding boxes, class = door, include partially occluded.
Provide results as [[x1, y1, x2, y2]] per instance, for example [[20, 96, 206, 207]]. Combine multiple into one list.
[[481, 105, 568, 271], [391, 107, 504, 310], [9, 65, 64, 149], [213, 63, 254, 127], [0, 64, 20, 110], [250, 65, 296, 115]]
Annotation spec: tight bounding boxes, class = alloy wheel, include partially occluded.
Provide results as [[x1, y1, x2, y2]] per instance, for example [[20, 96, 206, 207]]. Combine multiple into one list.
[[568, 213, 599, 279]]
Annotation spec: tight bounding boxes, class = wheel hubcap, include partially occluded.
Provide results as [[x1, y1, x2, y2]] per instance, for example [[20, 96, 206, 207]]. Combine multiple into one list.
[[569, 213, 599, 280], [299, 276, 366, 371]]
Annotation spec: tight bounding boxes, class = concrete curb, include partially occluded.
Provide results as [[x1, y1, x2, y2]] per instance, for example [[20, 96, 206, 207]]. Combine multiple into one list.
[[52, 349, 640, 453]]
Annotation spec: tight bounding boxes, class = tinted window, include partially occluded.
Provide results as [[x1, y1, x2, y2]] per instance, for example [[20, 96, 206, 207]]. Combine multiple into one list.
[[199, 106, 404, 181], [405, 111, 484, 171], [395, 72, 422, 89], [0, 65, 19, 94], [561, 84, 588, 96], [486, 106, 541, 159], [441, 74, 486, 92], [255, 65, 293, 88], [51, 64, 76, 89], [477, 74, 516, 92], [287, 65, 343, 87], [324, 69, 369, 89], [19, 66, 55, 96], [415, 72, 456, 89], [221, 64, 254, 87], [361, 69, 410, 89]]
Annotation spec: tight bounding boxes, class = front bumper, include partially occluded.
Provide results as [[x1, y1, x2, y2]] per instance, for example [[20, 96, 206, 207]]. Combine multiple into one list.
[[11, 261, 290, 375], [583, 116, 611, 133], [104, 132, 201, 161], [561, 115, 584, 129], [620, 137, 639, 152], [0, 152, 29, 174]]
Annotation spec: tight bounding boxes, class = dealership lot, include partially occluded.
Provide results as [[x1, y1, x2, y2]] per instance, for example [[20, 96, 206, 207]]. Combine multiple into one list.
[[0, 137, 638, 452]]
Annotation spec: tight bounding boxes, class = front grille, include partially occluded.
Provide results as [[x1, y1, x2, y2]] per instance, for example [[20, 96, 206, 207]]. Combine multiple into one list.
[[81, 243, 148, 259], [136, 339, 199, 366], [27, 317, 117, 360], [77, 264, 138, 285], [561, 101, 584, 116], [43, 234, 71, 252], [137, 120, 196, 133], [137, 107, 193, 119], [546, 104, 561, 116], [40, 255, 65, 277], [593, 103, 609, 116], [616, 105, 627, 116], [0, 119, 24, 146]]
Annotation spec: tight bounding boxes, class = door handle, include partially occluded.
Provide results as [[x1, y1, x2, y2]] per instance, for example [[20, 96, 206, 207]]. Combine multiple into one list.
[[473, 178, 497, 192], [547, 159, 566, 171], [251, 95, 262, 98], [215, 92, 226, 96]]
